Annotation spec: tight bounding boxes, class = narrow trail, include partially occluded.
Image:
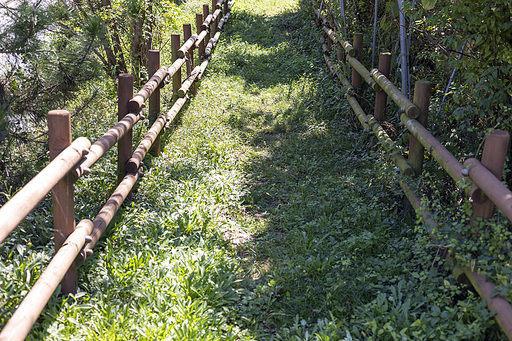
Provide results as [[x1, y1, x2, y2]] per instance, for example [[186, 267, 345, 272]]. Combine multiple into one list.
[[180, 0, 419, 338], [184, 0, 501, 339]]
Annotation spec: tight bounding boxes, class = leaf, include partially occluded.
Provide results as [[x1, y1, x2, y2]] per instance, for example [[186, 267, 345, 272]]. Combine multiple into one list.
[[421, 0, 437, 10]]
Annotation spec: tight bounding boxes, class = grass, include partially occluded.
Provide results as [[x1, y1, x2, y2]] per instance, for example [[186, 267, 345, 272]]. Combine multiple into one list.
[[0, 0, 509, 339]]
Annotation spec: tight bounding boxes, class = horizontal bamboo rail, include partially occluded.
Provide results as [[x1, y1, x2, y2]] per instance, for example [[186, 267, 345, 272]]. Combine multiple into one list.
[[464, 158, 512, 220], [128, 66, 169, 112], [178, 67, 201, 97], [125, 92, 189, 174], [202, 13, 213, 28], [372, 70, 419, 118], [400, 113, 480, 200], [0, 137, 91, 244], [322, 26, 355, 57], [177, 34, 199, 58], [195, 30, 209, 48], [0, 219, 94, 341], [71, 112, 142, 182], [86, 172, 140, 252], [347, 56, 381, 91], [196, 57, 211, 81], [205, 31, 222, 56]]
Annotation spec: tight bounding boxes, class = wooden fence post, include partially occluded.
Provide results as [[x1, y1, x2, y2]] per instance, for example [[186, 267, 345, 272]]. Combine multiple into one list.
[[172, 34, 182, 102], [352, 33, 363, 89], [148, 50, 161, 156], [184, 23, 196, 96], [211, 0, 217, 36], [118, 73, 133, 184], [223, 0, 228, 15], [196, 13, 205, 59], [470, 130, 510, 229], [48, 110, 77, 294], [374, 52, 391, 123], [408, 80, 431, 176], [203, 5, 211, 55]]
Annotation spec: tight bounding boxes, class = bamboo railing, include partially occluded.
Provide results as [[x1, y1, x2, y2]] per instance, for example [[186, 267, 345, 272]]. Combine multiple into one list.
[[313, 5, 512, 339], [0, 2, 234, 340]]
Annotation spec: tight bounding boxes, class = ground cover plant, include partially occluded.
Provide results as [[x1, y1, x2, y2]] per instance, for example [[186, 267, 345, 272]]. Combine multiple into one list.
[[0, 0, 511, 339]]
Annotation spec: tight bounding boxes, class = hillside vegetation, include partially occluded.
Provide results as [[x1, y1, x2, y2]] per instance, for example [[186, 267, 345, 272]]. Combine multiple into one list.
[[0, 0, 511, 340]]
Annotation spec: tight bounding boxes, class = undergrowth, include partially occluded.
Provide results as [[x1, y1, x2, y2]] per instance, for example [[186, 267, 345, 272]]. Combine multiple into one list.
[[0, 0, 510, 340]]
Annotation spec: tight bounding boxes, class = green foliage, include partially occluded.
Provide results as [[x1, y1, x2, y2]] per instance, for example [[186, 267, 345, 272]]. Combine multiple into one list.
[[1, 0, 511, 340]]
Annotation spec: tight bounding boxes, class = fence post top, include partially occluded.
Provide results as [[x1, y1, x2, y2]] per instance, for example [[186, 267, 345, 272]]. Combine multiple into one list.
[[48, 110, 70, 117], [118, 73, 133, 79]]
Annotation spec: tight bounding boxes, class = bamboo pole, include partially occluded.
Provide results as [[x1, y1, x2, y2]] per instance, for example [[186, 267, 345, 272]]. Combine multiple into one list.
[[164, 97, 188, 130], [171, 34, 182, 101], [0, 219, 94, 341], [202, 13, 213, 29], [461, 267, 512, 339], [195, 30, 209, 50], [371, 69, 419, 118], [196, 58, 211, 82], [48, 110, 77, 294], [205, 31, 222, 56], [117, 74, 133, 185], [352, 33, 363, 89], [203, 5, 211, 45], [374, 52, 391, 122], [218, 13, 230, 30], [398, 0, 410, 98], [177, 33, 198, 58], [322, 26, 355, 57], [127, 67, 168, 113], [125, 116, 167, 174], [196, 13, 205, 58], [126, 93, 191, 174], [70, 113, 140, 182], [408, 80, 431, 176], [371, 0, 378, 69], [0, 137, 89, 244], [401, 113, 479, 198], [346, 55, 382, 92], [85, 172, 139, 251], [178, 67, 201, 97], [183, 24, 196, 96]]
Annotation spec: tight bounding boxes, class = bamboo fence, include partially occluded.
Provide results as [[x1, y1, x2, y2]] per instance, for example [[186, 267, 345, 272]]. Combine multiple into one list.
[[313, 3, 512, 339], [0, 1, 234, 339]]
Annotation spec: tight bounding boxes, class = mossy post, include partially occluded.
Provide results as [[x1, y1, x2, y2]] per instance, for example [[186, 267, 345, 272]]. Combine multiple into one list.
[[117, 73, 133, 186], [374, 52, 391, 123], [352, 33, 363, 89], [203, 5, 211, 48], [196, 13, 205, 59], [408, 80, 430, 177], [470, 130, 510, 229], [148, 50, 161, 156], [48, 110, 77, 294], [171, 34, 182, 102]]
